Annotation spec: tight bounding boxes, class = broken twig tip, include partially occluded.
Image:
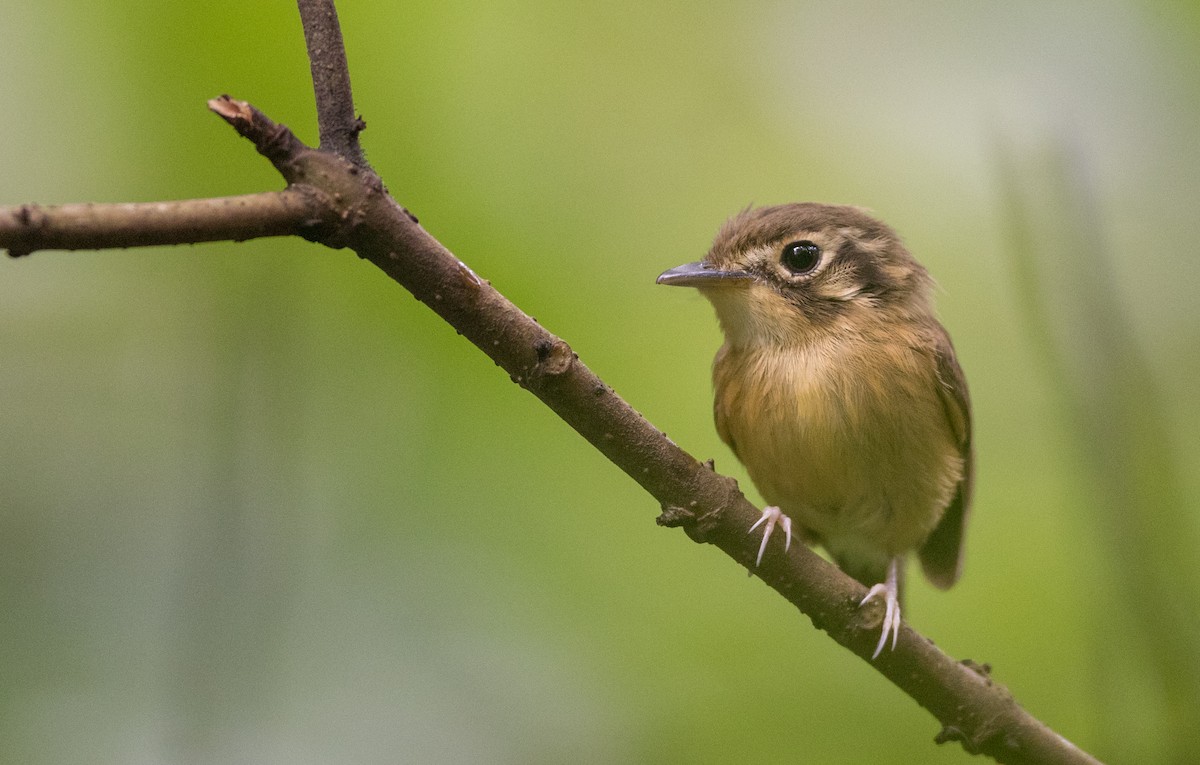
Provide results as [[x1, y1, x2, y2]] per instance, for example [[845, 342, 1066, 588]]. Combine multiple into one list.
[[207, 95, 252, 123]]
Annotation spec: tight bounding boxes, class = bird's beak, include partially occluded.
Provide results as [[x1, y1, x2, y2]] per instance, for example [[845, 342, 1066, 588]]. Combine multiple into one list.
[[656, 261, 753, 287]]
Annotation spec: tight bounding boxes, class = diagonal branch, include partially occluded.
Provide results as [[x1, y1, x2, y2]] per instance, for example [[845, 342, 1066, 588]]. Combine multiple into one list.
[[0, 92, 1104, 765], [202, 98, 1099, 765]]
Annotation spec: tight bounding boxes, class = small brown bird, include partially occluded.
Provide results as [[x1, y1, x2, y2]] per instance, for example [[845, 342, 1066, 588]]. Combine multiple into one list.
[[658, 203, 973, 658]]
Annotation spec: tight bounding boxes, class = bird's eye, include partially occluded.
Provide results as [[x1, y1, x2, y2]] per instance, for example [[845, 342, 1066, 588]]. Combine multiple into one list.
[[780, 240, 821, 274]]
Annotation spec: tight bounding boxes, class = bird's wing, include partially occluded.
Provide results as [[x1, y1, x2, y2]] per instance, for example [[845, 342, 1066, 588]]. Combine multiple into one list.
[[917, 324, 974, 589]]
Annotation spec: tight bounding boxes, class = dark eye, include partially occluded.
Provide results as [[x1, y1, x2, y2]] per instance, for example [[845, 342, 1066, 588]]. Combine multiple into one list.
[[780, 240, 821, 274]]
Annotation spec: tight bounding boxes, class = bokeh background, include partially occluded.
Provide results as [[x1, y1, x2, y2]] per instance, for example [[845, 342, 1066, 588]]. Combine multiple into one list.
[[3, 1, 1198, 763]]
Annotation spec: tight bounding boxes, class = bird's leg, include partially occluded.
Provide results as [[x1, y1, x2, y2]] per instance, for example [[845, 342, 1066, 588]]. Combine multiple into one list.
[[748, 506, 792, 566], [859, 557, 901, 659]]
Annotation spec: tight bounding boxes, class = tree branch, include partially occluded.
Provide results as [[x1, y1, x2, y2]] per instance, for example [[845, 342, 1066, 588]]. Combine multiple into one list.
[[197, 98, 1099, 765], [0, 12, 1105, 765], [0, 189, 335, 258], [296, 0, 366, 166]]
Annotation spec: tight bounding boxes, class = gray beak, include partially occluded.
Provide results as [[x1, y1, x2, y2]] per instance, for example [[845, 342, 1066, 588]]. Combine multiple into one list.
[[656, 261, 753, 287]]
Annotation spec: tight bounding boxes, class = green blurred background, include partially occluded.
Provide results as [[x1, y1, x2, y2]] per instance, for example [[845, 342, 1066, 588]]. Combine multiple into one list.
[[3, 1, 1198, 763]]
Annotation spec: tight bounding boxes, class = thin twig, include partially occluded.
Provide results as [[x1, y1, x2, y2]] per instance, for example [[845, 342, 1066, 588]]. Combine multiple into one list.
[[296, 0, 366, 166], [0, 189, 334, 258]]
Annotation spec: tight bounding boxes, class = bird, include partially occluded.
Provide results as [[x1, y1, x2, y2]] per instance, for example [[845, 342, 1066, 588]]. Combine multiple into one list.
[[657, 203, 973, 658]]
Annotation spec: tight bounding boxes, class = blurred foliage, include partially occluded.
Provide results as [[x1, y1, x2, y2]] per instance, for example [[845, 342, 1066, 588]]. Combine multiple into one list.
[[2, 1, 1198, 763], [997, 139, 1200, 764]]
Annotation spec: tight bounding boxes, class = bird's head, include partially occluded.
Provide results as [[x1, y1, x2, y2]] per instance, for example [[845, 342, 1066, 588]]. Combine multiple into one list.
[[658, 203, 933, 348]]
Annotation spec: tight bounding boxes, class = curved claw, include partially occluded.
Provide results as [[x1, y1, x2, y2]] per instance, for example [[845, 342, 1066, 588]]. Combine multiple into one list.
[[748, 506, 792, 567], [859, 558, 902, 659]]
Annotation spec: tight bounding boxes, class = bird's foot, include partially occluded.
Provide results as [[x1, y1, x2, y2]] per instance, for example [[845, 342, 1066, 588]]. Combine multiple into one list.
[[748, 506, 792, 567], [859, 558, 901, 659]]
